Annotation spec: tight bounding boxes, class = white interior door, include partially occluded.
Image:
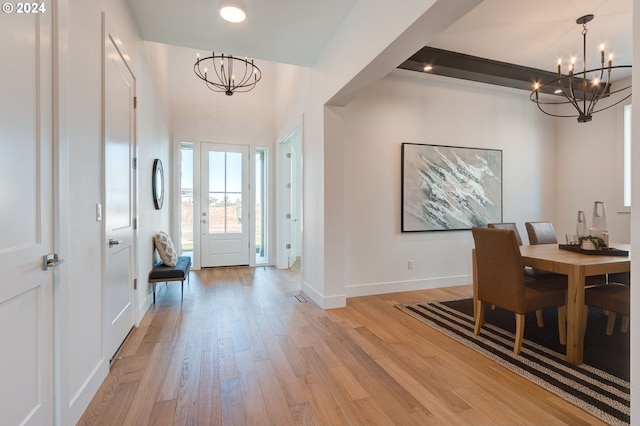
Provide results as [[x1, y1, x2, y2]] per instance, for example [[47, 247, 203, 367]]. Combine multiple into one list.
[[200, 143, 250, 267], [281, 144, 294, 268], [290, 137, 302, 262], [104, 31, 135, 359], [0, 8, 55, 426], [277, 126, 303, 269]]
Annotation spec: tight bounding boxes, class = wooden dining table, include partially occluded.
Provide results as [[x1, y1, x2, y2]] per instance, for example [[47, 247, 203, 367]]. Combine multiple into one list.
[[519, 243, 630, 365], [472, 243, 630, 365]]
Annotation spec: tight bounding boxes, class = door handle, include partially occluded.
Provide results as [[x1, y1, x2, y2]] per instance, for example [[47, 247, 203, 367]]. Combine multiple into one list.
[[43, 253, 65, 270], [109, 239, 123, 247]]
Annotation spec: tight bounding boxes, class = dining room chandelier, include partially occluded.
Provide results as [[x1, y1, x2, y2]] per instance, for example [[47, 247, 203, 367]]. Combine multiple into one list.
[[194, 52, 262, 96], [530, 14, 631, 123]]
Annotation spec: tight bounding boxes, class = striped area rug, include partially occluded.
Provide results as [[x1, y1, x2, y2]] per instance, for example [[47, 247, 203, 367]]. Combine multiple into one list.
[[396, 299, 630, 425]]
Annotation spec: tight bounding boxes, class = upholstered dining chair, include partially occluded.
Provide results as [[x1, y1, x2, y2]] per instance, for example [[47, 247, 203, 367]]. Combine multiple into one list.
[[525, 221, 558, 245], [471, 227, 567, 354], [584, 284, 630, 336], [488, 222, 523, 246], [488, 222, 546, 327]]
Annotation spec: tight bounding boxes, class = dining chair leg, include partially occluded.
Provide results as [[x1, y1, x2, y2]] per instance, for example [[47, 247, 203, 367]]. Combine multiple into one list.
[[535, 309, 544, 328], [621, 316, 629, 333], [514, 313, 525, 354], [474, 300, 485, 335], [605, 312, 617, 336]]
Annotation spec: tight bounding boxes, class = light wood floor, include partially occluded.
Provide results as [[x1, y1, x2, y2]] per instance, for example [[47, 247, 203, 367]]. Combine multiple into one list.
[[78, 265, 604, 425]]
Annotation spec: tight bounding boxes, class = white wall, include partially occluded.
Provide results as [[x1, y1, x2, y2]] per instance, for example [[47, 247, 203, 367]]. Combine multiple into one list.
[[136, 40, 172, 305], [340, 71, 557, 295], [60, 1, 171, 423], [554, 83, 631, 243]]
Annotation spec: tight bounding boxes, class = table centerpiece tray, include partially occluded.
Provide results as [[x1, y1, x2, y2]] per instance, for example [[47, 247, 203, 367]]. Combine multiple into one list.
[[558, 244, 629, 256]]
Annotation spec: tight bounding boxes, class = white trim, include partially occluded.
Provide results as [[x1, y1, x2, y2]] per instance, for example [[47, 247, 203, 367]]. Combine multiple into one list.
[[66, 359, 109, 423], [302, 281, 346, 309], [52, 0, 69, 424], [616, 99, 632, 213], [345, 275, 471, 298]]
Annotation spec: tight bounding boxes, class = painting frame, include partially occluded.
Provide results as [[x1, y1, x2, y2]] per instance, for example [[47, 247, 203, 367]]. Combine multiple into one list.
[[401, 143, 503, 232]]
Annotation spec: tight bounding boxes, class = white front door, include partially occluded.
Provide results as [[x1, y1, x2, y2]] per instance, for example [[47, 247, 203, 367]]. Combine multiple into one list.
[[104, 31, 135, 359], [200, 143, 250, 267], [0, 6, 55, 425]]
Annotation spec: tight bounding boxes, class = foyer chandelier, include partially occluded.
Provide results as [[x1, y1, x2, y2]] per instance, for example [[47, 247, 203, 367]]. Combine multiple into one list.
[[194, 52, 262, 96], [530, 14, 631, 123]]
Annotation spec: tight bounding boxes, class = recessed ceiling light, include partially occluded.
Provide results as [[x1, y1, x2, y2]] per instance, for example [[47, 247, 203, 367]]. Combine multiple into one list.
[[220, 5, 246, 23], [423, 65, 433, 72]]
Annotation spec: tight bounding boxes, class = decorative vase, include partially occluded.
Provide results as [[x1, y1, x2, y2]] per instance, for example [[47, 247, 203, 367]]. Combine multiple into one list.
[[592, 201, 608, 230], [576, 210, 587, 237]]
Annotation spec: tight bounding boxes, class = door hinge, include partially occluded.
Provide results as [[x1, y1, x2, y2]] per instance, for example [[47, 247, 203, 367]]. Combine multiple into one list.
[[134, 96, 137, 109], [132, 157, 137, 169], [133, 278, 137, 290], [132, 218, 137, 229], [286, 153, 292, 159], [286, 244, 291, 249], [286, 213, 291, 219], [286, 183, 291, 189]]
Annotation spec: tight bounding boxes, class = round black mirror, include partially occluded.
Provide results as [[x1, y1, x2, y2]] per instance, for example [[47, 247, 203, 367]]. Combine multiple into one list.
[[152, 159, 164, 210]]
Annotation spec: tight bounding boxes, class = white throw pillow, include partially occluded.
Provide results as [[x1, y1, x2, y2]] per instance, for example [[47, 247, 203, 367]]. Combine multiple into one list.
[[154, 231, 178, 266]]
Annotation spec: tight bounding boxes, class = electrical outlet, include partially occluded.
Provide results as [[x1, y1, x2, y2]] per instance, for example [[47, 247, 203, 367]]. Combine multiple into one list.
[[408, 260, 414, 270]]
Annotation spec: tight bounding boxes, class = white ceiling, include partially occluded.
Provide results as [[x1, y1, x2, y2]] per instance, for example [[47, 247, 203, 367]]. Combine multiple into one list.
[[125, 0, 359, 66], [429, 0, 632, 76], [125, 0, 632, 74]]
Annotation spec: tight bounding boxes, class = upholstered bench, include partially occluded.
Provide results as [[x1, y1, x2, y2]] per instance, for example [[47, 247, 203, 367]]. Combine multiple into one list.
[[148, 256, 191, 304]]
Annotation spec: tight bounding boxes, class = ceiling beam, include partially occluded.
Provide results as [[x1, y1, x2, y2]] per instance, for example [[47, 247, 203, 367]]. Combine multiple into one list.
[[398, 46, 603, 99]]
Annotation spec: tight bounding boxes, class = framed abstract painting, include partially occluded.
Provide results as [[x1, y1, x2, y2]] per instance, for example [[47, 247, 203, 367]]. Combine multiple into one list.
[[401, 143, 502, 232]]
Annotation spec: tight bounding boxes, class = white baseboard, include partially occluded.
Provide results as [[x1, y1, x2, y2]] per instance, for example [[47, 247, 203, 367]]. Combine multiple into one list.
[[302, 275, 471, 309], [137, 288, 152, 325], [66, 358, 109, 425], [302, 281, 346, 309], [345, 275, 471, 298]]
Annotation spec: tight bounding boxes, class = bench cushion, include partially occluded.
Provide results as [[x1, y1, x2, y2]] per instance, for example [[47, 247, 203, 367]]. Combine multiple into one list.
[[149, 256, 190, 281]]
